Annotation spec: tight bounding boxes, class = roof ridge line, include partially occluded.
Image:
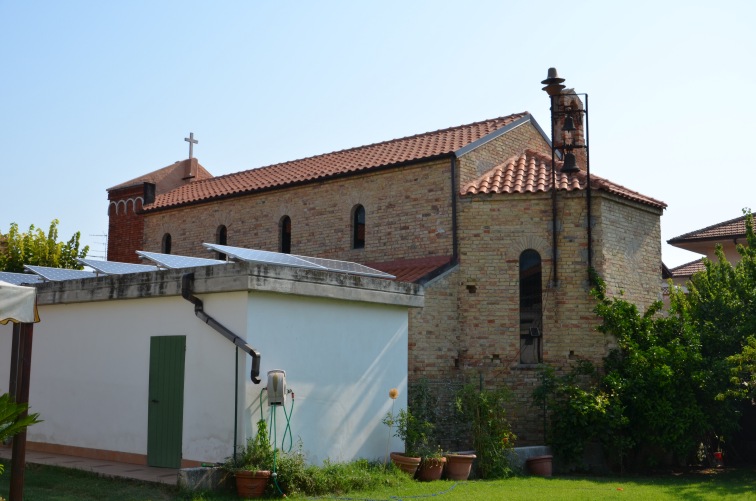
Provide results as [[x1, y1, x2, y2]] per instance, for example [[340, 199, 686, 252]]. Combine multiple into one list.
[[189, 112, 530, 184], [669, 214, 748, 242]]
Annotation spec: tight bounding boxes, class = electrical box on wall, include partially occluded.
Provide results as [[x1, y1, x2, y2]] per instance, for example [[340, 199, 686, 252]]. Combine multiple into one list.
[[267, 370, 287, 406]]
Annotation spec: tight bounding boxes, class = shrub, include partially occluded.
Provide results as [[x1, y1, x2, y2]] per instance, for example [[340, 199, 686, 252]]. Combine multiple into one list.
[[455, 383, 515, 479]]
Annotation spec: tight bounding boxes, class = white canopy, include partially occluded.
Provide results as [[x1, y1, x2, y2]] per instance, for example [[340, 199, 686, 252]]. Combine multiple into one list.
[[0, 280, 39, 324]]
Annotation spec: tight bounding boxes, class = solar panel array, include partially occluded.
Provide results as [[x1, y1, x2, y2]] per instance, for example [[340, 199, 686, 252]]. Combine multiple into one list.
[[24, 265, 98, 281], [79, 258, 159, 275], [136, 251, 227, 269], [11, 245, 393, 284], [203, 243, 395, 279], [0, 272, 44, 286]]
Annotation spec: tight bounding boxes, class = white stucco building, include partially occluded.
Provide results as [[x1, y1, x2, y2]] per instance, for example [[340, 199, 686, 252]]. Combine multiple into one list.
[[0, 259, 422, 468]]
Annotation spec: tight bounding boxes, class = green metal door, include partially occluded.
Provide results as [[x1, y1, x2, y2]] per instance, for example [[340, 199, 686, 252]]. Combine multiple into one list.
[[147, 336, 186, 468]]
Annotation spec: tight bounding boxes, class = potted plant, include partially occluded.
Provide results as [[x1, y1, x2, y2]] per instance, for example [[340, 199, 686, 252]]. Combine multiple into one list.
[[384, 406, 445, 479], [225, 419, 275, 498], [415, 445, 447, 482], [443, 452, 477, 480], [454, 383, 515, 479], [384, 407, 422, 475]]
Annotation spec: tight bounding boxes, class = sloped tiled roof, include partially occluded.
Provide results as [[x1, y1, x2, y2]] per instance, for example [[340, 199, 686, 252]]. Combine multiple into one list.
[[460, 150, 667, 209], [143, 113, 530, 212], [366, 256, 453, 283], [669, 258, 706, 277], [668, 215, 749, 244], [108, 159, 213, 195]]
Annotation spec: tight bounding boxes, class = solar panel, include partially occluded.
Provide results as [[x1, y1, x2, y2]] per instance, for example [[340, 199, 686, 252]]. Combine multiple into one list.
[[136, 251, 227, 269], [295, 255, 395, 279], [203, 244, 326, 270], [202, 243, 395, 279], [78, 258, 159, 275], [0, 272, 44, 286], [24, 265, 97, 281]]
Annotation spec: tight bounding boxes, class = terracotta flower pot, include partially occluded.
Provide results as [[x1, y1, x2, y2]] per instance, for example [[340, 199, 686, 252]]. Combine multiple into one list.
[[444, 453, 476, 480], [416, 456, 446, 481], [526, 455, 553, 477], [390, 452, 422, 476], [235, 469, 271, 498]]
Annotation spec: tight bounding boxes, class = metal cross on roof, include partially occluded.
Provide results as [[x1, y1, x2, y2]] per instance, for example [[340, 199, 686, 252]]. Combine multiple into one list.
[[184, 132, 198, 159]]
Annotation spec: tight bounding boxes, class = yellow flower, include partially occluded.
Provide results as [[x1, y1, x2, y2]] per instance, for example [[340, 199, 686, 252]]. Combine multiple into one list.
[[389, 388, 399, 400]]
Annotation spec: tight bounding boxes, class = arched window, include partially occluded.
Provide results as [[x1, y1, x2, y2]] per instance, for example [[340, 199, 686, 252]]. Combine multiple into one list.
[[161, 233, 172, 254], [216, 225, 227, 260], [519, 249, 542, 364], [352, 205, 365, 249], [280, 216, 291, 254]]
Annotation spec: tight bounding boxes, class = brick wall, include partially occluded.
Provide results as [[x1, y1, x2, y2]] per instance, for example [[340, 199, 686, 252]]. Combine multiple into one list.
[[438, 188, 663, 445], [408, 267, 460, 379], [593, 196, 663, 309], [143, 160, 455, 263], [457, 120, 551, 186], [107, 186, 145, 263]]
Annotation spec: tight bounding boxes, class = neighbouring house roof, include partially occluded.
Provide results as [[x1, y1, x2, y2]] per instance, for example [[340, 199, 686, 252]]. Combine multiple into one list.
[[669, 258, 706, 278], [107, 159, 213, 195], [460, 150, 667, 209], [142, 113, 531, 212], [667, 214, 750, 245], [366, 256, 454, 284], [662, 262, 673, 280]]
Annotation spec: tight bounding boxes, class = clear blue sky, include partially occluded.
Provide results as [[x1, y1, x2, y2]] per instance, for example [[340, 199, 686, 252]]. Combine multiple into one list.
[[1, 1, 753, 266]]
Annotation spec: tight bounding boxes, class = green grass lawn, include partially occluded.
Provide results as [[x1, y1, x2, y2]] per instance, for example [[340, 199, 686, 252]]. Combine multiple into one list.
[[2, 461, 756, 500]]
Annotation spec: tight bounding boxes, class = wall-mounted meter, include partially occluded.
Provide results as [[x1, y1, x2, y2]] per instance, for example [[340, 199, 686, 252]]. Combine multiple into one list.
[[267, 370, 287, 406]]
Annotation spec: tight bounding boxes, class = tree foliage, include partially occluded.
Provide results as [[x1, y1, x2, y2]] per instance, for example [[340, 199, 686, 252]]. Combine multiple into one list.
[[0, 220, 88, 273], [535, 212, 756, 471]]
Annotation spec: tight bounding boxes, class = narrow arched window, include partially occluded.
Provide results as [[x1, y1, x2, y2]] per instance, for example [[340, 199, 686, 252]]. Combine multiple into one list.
[[352, 205, 365, 249], [280, 216, 291, 254], [161, 233, 172, 254], [216, 225, 227, 260], [519, 249, 542, 364]]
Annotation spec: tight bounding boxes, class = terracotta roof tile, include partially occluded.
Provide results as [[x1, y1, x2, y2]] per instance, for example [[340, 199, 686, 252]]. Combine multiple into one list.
[[144, 114, 529, 211], [669, 259, 706, 277], [460, 150, 667, 209], [108, 159, 213, 197], [668, 215, 749, 244], [366, 256, 453, 283]]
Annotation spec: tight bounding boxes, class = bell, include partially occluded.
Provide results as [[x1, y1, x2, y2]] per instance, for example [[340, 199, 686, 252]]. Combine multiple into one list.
[[560, 152, 579, 174], [562, 115, 576, 132]]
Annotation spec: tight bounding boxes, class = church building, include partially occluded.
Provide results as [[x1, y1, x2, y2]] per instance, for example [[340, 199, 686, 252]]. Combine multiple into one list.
[[107, 71, 666, 444]]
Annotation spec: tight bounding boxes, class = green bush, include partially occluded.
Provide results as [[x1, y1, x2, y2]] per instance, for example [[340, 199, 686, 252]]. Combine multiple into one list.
[[534, 262, 754, 473]]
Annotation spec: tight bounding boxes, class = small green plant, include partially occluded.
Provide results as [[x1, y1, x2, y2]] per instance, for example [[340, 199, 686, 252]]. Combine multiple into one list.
[[383, 408, 436, 458], [225, 419, 274, 472], [455, 383, 515, 479], [0, 393, 42, 476], [271, 440, 309, 495]]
